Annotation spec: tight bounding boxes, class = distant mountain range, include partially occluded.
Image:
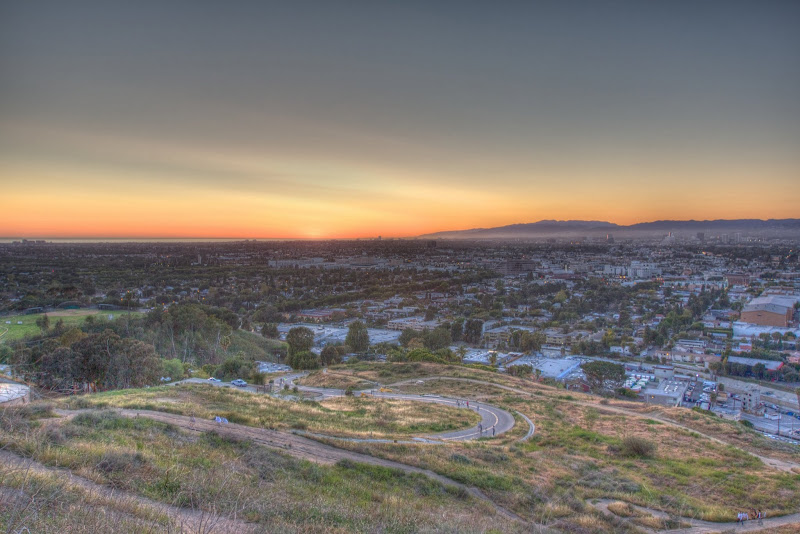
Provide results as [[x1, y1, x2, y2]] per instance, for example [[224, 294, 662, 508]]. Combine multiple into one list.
[[419, 219, 800, 239]]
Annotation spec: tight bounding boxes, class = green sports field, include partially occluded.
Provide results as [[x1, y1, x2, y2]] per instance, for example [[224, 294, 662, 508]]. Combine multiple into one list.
[[0, 309, 144, 343]]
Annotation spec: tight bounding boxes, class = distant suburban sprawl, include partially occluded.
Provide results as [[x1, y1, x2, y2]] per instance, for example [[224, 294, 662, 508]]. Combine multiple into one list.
[[2, 234, 800, 532]]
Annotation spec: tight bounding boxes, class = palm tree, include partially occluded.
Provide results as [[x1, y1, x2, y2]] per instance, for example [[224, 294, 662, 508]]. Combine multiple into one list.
[[457, 346, 467, 363]]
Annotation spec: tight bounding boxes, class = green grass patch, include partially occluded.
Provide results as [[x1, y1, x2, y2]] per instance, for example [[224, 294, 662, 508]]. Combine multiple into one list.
[[0, 310, 143, 343]]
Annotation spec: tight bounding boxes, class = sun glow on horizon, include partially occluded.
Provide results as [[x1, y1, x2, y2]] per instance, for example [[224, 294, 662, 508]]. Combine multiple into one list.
[[1, 3, 798, 239]]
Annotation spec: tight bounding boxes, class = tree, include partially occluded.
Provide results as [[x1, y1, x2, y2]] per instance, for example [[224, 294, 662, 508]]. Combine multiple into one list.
[[71, 329, 119, 387], [52, 318, 66, 335], [398, 328, 417, 348], [520, 331, 545, 353], [161, 358, 184, 380], [425, 306, 437, 321], [601, 329, 615, 349], [287, 350, 320, 370], [115, 339, 161, 388], [59, 328, 86, 347], [320, 345, 342, 366], [261, 323, 279, 338], [286, 326, 314, 356], [424, 327, 451, 351], [464, 319, 483, 344], [217, 355, 255, 379], [456, 345, 467, 363], [38, 347, 76, 390], [450, 318, 464, 342], [507, 364, 532, 377], [581, 361, 626, 394], [345, 321, 370, 353], [753, 363, 766, 379], [36, 314, 50, 333]]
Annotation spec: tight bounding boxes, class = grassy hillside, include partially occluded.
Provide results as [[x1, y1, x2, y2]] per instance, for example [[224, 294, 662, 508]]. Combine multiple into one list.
[[57, 384, 479, 439], [229, 329, 287, 360], [1, 407, 511, 533], [2, 361, 799, 533]]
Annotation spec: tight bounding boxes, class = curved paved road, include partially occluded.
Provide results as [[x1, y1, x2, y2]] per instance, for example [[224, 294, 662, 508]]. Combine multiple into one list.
[[176, 375, 516, 441], [384, 375, 800, 472]]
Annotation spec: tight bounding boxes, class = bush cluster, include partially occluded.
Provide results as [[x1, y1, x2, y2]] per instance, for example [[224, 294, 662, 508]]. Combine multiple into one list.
[[619, 436, 656, 458]]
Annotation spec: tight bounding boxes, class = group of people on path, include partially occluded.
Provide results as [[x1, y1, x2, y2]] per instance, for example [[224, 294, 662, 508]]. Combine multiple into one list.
[[456, 399, 496, 437], [737, 509, 764, 525]]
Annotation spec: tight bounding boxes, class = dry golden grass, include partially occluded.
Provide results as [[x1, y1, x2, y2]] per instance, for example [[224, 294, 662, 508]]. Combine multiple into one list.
[[13, 361, 799, 531], [1, 408, 527, 534], [607, 501, 637, 517], [298, 370, 374, 389], [57, 384, 480, 439]]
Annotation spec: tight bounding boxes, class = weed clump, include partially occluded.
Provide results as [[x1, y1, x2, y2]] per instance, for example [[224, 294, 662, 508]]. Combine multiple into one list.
[[619, 436, 656, 458], [72, 411, 132, 430], [96, 451, 146, 474]]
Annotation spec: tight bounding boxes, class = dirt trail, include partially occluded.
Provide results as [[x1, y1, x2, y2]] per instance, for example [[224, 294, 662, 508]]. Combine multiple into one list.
[[55, 408, 527, 525], [390, 376, 800, 473], [591, 498, 800, 533], [0, 448, 256, 533]]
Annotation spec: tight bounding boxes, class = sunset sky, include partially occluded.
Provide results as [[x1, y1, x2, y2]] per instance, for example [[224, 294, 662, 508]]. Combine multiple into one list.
[[1, 1, 798, 239]]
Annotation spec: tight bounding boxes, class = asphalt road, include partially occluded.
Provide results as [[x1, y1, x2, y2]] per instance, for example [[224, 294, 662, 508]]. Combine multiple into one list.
[[741, 411, 800, 442]]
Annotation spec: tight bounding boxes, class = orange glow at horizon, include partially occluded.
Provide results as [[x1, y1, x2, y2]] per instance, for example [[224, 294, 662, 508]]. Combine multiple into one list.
[[2, 2, 798, 240], [2, 153, 799, 239]]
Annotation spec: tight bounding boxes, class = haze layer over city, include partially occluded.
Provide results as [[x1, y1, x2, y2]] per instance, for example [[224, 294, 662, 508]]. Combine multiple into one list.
[[1, 2, 799, 534]]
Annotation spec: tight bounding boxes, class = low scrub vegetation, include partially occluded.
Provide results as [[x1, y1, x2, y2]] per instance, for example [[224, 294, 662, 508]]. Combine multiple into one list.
[[618, 436, 657, 458], [4, 361, 799, 532], [0, 407, 520, 533], [56, 383, 480, 439]]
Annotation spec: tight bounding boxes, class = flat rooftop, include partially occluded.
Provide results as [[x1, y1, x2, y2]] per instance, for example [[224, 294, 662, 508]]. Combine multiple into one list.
[[507, 355, 584, 379]]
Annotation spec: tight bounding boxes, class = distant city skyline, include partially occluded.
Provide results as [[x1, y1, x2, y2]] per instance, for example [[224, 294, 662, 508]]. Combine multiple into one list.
[[1, 1, 798, 239]]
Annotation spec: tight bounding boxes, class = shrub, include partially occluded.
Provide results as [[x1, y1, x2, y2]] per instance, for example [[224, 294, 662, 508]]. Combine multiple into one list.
[[161, 358, 185, 380], [740, 419, 754, 428], [73, 411, 133, 430], [619, 436, 656, 458], [96, 452, 146, 474], [344, 386, 355, 396], [507, 364, 532, 377], [449, 453, 471, 465]]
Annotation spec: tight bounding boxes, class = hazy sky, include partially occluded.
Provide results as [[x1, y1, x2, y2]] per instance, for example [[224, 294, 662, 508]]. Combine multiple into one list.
[[1, 1, 798, 238]]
